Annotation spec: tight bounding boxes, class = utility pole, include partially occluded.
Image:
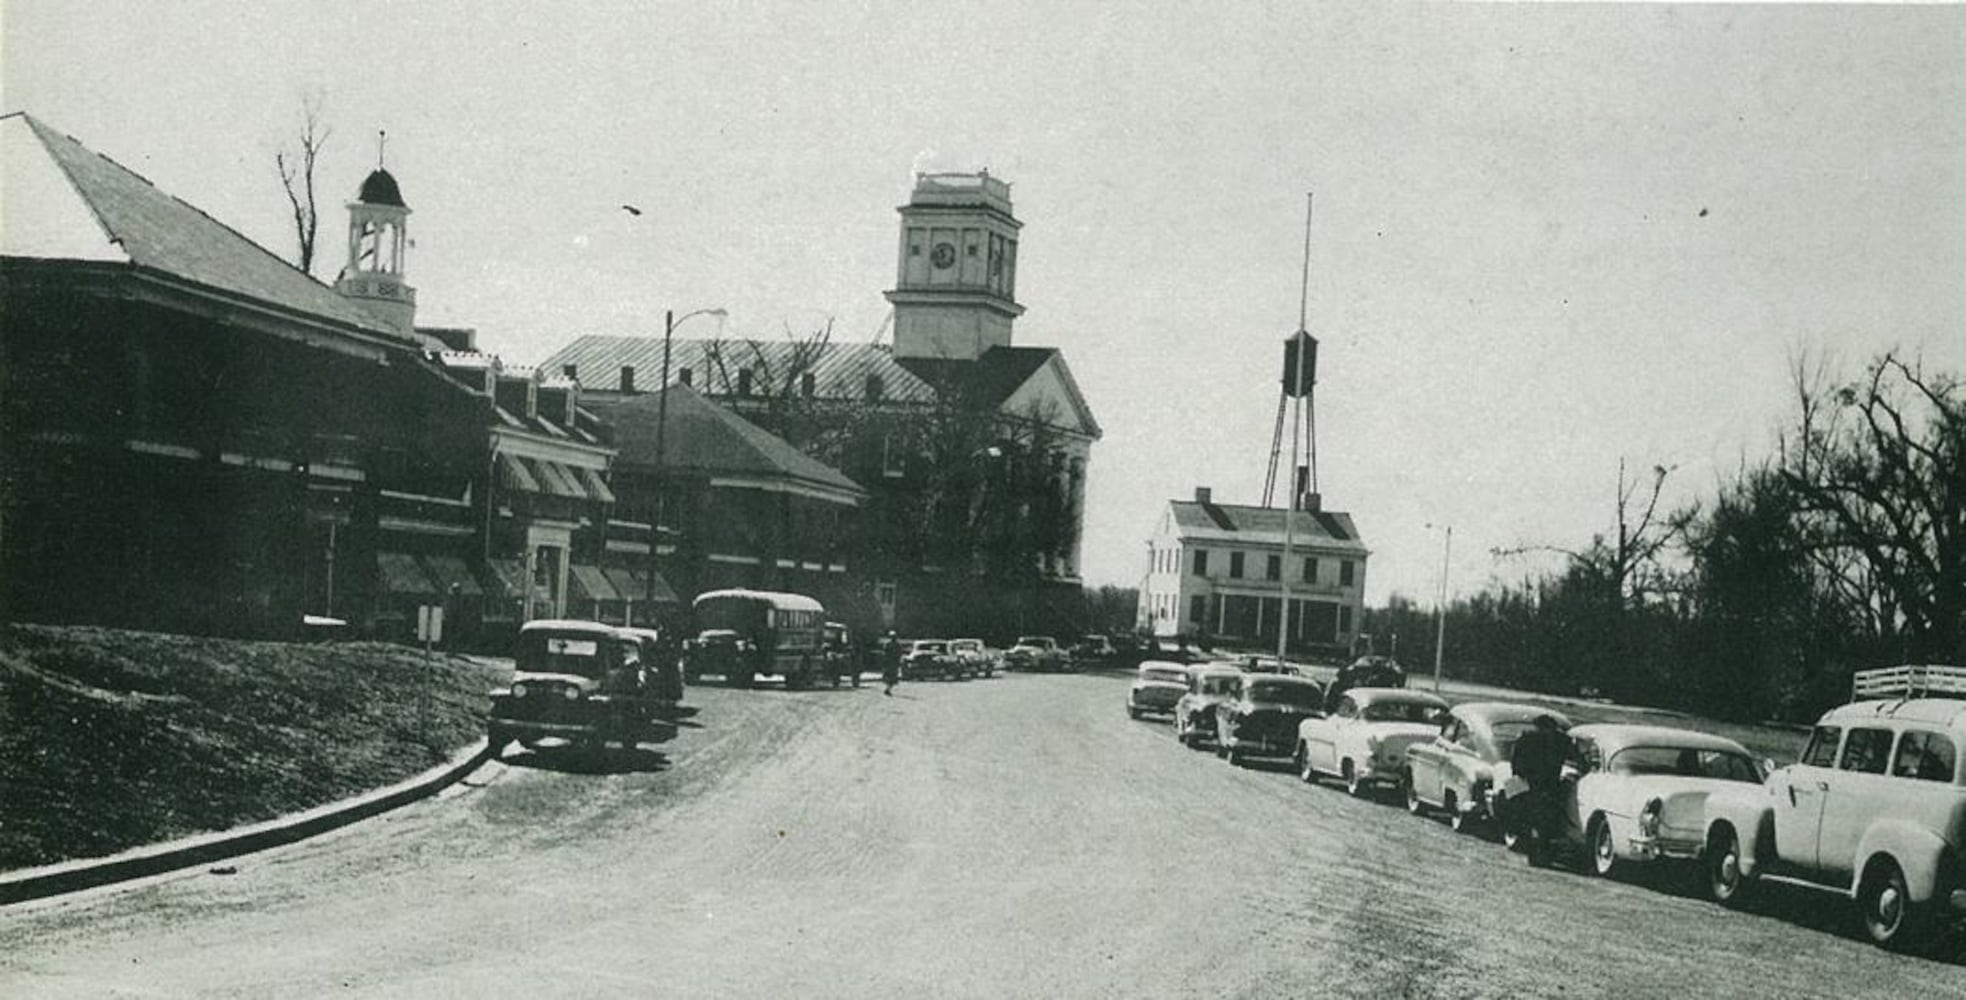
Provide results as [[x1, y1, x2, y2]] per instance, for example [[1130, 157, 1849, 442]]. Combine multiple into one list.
[[1433, 524, 1452, 693]]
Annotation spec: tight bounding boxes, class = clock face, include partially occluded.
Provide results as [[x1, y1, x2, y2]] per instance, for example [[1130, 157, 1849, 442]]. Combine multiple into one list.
[[930, 242, 957, 269]]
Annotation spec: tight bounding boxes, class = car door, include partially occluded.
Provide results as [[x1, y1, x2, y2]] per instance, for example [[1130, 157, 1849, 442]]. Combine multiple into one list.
[[1407, 717, 1455, 805], [1816, 725, 1898, 883], [1437, 719, 1485, 807], [1772, 724, 1841, 874], [1308, 696, 1353, 774]]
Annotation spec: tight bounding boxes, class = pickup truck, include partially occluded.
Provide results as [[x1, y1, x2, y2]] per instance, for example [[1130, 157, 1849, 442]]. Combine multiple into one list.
[[1700, 664, 1966, 951]]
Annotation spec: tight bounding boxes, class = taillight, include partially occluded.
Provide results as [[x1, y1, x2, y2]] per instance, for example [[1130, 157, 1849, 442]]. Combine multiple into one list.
[[1639, 798, 1663, 837]]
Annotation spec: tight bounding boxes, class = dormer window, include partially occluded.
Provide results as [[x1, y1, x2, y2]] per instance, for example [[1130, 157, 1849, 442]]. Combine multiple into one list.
[[801, 372, 816, 397], [679, 367, 693, 387], [865, 373, 884, 401], [737, 368, 753, 397]]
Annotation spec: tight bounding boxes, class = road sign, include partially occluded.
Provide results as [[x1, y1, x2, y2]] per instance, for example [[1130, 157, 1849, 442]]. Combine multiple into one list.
[[417, 605, 445, 644]]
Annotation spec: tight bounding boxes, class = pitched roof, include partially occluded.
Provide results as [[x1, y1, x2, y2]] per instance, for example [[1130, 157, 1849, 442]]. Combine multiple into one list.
[[584, 384, 865, 504], [897, 346, 1057, 409], [540, 335, 937, 403], [1168, 499, 1366, 551], [0, 112, 411, 344]]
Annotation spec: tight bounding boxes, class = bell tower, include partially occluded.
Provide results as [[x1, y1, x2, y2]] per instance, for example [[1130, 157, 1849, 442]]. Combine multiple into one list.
[[884, 170, 1024, 360], [335, 136, 416, 338]]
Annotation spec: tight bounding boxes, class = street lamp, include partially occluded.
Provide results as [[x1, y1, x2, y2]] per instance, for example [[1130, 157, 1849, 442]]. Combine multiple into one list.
[[1427, 522, 1453, 693], [648, 307, 726, 611]]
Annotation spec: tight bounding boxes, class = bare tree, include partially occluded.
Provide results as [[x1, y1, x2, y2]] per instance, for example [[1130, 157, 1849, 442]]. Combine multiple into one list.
[[275, 93, 330, 275], [1496, 458, 1682, 606], [1780, 351, 1965, 661]]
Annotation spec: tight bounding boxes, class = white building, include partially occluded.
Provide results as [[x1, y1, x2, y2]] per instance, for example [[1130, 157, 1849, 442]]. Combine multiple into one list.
[[1139, 487, 1368, 653]]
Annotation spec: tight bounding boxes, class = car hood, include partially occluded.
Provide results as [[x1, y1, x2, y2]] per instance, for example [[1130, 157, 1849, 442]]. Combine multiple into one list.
[[1232, 702, 1320, 717]]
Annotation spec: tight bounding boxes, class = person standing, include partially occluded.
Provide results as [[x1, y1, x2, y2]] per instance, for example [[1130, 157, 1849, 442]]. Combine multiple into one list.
[[1510, 714, 1574, 867], [880, 630, 901, 696]]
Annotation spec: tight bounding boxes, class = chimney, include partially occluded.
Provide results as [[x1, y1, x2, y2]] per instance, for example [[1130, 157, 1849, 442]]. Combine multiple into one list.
[[1304, 492, 1322, 513], [621, 365, 637, 393], [1194, 486, 1212, 505]]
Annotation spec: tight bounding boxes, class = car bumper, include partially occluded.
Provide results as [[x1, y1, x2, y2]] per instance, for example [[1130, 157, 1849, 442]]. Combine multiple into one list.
[[1626, 834, 1704, 862]]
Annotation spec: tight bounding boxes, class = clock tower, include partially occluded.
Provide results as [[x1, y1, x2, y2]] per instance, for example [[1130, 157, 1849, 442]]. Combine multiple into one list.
[[335, 163, 416, 339], [885, 170, 1024, 361]]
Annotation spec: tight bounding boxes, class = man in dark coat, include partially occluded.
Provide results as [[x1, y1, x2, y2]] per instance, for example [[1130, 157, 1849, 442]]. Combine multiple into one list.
[[880, 631, 901, 696], [1510, 714, 1574, 866]]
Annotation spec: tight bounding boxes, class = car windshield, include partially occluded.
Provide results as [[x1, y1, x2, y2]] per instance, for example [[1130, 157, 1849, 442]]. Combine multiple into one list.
[[1607, 745, 1760, 783], [1017, 636, 1052, 648], [695, 596, 767, 633], [1140, 668, 1188, 684], [952, 641, 981, 652], [515, 631, 613, 679], [1361, 700, 1443, 724], [914, 642, 948, 653], [1201, 676, 1239, 695], [1247, 681, 1321, 708]]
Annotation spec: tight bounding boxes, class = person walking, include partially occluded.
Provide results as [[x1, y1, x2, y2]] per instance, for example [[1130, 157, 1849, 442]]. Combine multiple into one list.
[[880, 630, 901, 696], [1510, 714, 1574, 867]]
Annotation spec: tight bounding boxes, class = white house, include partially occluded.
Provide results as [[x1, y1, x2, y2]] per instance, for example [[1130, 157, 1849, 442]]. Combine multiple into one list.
[[1139, 487, 1368, 653]]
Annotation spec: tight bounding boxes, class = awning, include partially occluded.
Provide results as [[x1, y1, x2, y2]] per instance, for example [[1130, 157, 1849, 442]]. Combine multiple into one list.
[[532, 460, 587, 499], [486, 558, 550, 601], [574, 466, 617, 504], [379, 552, 441, 596], [420, 554, 484, 596], [497, 453, 541, 493], [603, 566, 678, 604], [568, 564, 621, 602]]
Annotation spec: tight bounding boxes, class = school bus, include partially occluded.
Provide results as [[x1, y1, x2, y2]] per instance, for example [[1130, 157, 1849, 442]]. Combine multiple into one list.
[[686, 589, 828, 689]]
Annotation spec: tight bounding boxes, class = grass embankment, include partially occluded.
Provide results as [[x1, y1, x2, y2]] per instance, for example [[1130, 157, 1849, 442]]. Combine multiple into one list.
[[0, 624, 506, 872]]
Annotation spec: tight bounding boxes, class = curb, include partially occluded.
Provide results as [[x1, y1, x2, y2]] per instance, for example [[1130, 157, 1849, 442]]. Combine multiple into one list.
[[0, 739, 494, 906]]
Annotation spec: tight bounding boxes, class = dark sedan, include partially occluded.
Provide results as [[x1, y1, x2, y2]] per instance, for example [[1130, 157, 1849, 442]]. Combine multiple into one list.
[[1216, 675, 1326, 766]]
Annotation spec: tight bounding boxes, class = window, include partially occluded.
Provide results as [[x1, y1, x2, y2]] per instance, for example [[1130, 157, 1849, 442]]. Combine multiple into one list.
[[881, 434, 905, 478], [1800, 726, 1842, 767], [1302, 557, 1318, 583], [1230, 552, 1245, 578], [801, 372, 816, 397], [1190, 594, 1205, 622], [737, 368, 753, 396], [1339, 605, 1353, 632], [865, 373, 885, 401], [1193, 550, 1209, 576], [1838, 728, 1892, 774], [875, 581, 897, 617], [1266, 554, 1281, 581], [678, 367, 693, 387], [1892, 731, 1957, 783], [1339, 560, 1355, 587]]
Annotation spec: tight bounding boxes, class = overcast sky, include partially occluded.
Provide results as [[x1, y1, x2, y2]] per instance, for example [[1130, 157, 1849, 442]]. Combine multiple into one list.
[[6, 2, 1963, 606]]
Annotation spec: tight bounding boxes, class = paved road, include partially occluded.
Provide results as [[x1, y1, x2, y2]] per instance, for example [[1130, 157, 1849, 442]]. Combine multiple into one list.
[[3, 670, 1960, 998]]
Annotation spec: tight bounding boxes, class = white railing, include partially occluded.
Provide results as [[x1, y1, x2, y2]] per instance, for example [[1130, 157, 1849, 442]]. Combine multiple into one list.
[[1851, 664, 1966, 701]]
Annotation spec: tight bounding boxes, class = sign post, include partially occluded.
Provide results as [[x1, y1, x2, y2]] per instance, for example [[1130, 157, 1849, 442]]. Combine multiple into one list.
[[416, 604, 445, 749]]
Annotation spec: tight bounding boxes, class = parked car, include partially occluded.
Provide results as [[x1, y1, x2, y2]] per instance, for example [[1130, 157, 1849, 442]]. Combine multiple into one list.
[[1215, 674, 1326, 766], [1324, 655, 1407, 712], [487, 620, 692, 754], [1071, 634, 1118, 665], [1402, 702, 1573, 836], [903, 639, 957, 680], [1004, 635, 1071, 672], [949, 638, 994, 678], [821, 621, 859, 688], [1127, 661, 1192, 719], [1702, 665, 1966, 950], [1558, 723, 1764, 880], [1296, 687, 1450, 797], [1173, 665, 1245, 748]]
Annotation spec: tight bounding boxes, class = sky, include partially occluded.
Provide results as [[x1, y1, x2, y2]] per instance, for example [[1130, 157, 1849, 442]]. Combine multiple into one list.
[[5, 2, 1963, 606]]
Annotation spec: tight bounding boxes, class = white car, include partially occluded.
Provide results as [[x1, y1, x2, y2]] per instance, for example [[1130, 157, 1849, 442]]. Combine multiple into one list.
[[1702, 667, 1966, 950], [1127, 660, 1191, 719], [949, 638, 994, 678], [1296, 687, 1450, 797], [1403, 702, 1572, 837], [1560, 723, 1763, 878]]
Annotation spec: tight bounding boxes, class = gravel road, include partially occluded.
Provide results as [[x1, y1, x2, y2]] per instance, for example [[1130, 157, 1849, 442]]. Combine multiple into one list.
[[3, 670, 1960, 998]]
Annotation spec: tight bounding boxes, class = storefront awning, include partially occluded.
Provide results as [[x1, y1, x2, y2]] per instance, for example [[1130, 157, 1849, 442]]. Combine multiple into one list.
[[420, 554, 484, 596], [498, 453, 612, 503], [379, 552, 441, 596], [574, 466, 617, 504], [568, 564, 621, 603], [485, 558, 551, 601]]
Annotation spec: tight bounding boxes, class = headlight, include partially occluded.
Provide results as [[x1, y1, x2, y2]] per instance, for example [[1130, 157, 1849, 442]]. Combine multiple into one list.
[[512, 682, 529, 699], [1638, 798, 1663, 837], [562, 685, 581, 701]]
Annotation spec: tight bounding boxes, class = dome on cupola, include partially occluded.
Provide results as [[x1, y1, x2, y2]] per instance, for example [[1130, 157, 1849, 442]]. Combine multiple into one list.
[[357, 168, 405, 207]]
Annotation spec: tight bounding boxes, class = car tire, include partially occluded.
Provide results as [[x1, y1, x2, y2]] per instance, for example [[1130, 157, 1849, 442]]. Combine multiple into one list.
[[1127, 706, 1141, 720], [1495, 796, 1522, 850], [1446, 792, 1471, 833], [1860, 858, 1928, 951], [1704, 825, 1749, 907], [1297, 743, 1317, 784], [1343, 760, 1367, 798], [1588, 815, 1618, 878], [1403, 771, 1424, 815], [1226, 742, 1245, 767]]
